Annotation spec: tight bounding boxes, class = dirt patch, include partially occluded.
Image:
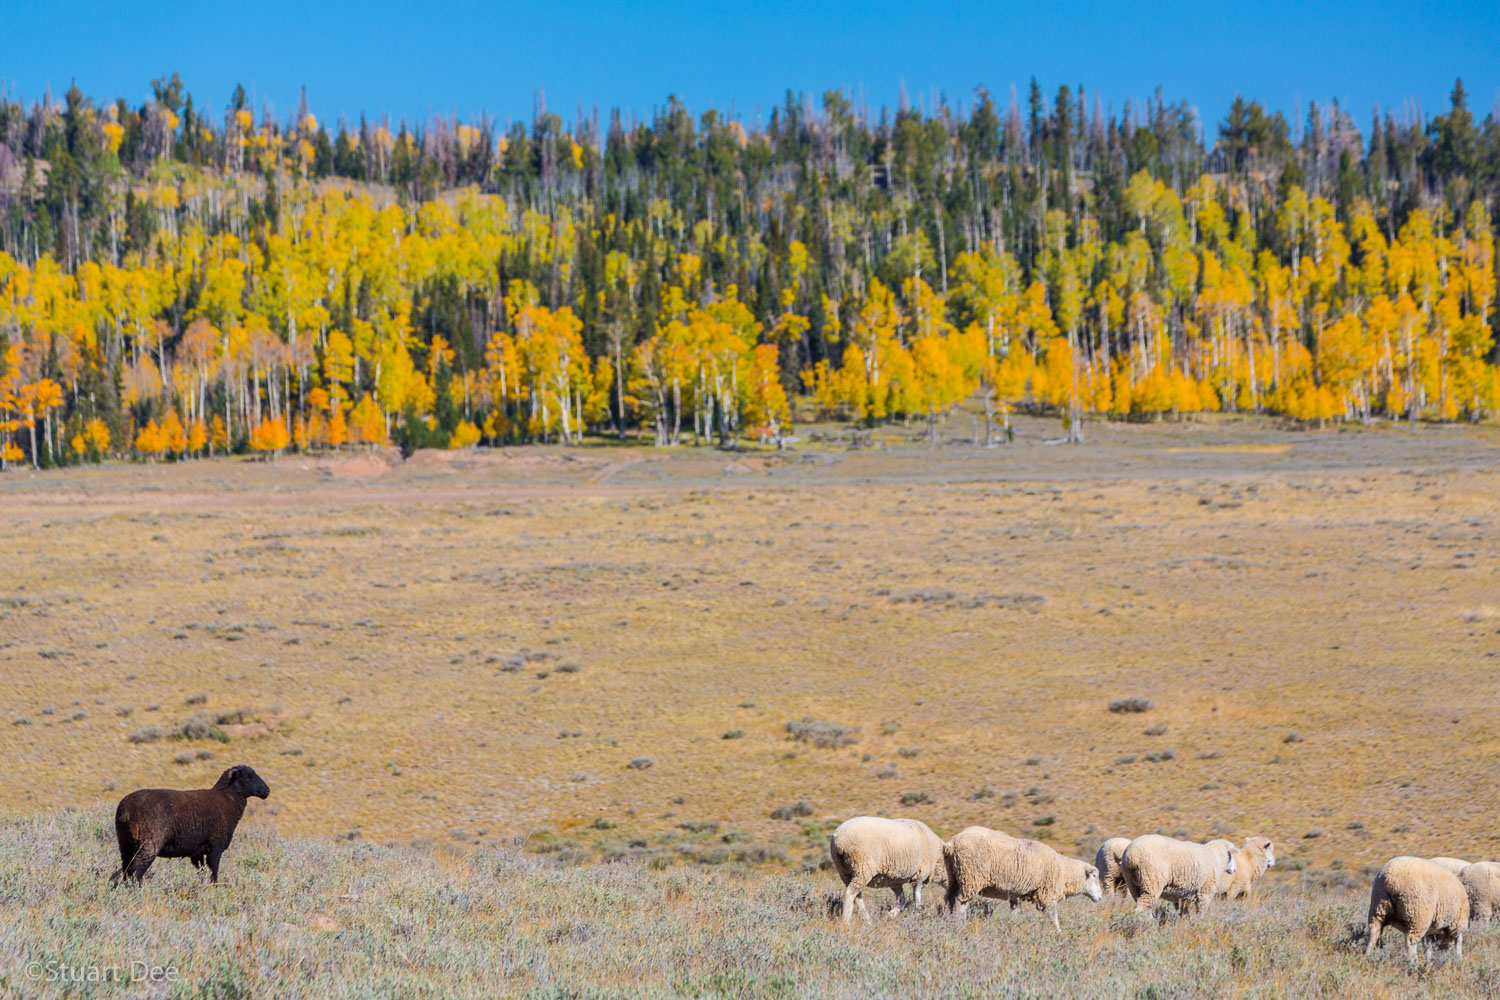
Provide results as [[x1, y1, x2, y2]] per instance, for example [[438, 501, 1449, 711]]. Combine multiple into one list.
[[219, 721, 278, 740]]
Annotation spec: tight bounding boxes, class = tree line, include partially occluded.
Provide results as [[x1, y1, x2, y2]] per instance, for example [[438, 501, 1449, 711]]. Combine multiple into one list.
[[0, 75, 1495, 466]]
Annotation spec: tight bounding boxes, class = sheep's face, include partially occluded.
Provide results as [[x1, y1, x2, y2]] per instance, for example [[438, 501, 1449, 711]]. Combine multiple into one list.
[[1257, 839, 1275, 868], [1222, 848, 1237, 875], [221, 765, 271, 799], [1082, 865, 1102, 902]]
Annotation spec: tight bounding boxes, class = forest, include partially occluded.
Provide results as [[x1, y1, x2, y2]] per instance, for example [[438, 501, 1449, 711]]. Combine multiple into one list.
[[0, 75, 1496, 466]]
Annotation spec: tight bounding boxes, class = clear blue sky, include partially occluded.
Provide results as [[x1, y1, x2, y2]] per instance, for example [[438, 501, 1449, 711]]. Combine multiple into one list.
[[4, 0, 1497, 138]]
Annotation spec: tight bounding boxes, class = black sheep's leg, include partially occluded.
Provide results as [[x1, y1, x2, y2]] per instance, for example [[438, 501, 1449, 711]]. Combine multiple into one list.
[[113, 836, 137, 885], [126, 842, 159, 883], [206, 847, 224, 884]]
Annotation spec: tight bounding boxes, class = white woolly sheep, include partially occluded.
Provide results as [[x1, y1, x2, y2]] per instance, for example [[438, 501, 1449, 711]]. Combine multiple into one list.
[[1219, 836, 1276, 902], [1428, 856, 1472, 875], [1094, 837, 1131, 897], [1365, 855, 1469, 962], [828, 816, 946, 924], [944, 826, 1101, 931], [1206, 839, 1241, 898], [1120, 834, 1235, 915], [1459, 862, 1500, 922]]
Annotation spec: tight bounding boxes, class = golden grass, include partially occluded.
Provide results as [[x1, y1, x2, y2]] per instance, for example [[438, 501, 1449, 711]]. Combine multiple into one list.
[[1, 412, 1498, 882]]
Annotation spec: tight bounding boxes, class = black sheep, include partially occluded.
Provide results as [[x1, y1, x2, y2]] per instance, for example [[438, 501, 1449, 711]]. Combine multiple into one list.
[[112, 764, 270, 884]]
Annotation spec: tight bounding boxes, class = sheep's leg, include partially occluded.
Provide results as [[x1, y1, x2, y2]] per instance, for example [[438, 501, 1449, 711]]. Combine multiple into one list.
[[1133, 885, 1160, 915], [126, 842, 158, 884], [888, 885, 907, 917], [1405, 930, 1421, 963], [1046, 903, 1061, 932], [841, 879, 869, 925], [1364, 918, 1383, 955], [912, 881, 923, 909], [1455, 932, 1463, 961], [206, 847, 225, 884]]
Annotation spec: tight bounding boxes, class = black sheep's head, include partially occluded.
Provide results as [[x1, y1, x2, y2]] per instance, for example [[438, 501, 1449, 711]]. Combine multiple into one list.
[[216, 765, 271, 799]]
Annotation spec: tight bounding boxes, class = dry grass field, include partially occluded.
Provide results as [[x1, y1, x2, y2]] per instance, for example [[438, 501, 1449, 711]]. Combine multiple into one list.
[[2, 412, 1499, 995], [2, 413, 1498, 867], [1, 810, 1497, 999]]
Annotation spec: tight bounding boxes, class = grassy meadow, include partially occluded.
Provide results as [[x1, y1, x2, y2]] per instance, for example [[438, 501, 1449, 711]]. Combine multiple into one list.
[[1, 810, 1497, 999], [1, 411, 1499, 995]]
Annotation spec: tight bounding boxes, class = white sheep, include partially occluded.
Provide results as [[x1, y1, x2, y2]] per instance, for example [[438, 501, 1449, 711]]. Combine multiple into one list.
[[1094, 837, 1131, 897], [1120, 834, 1235, 915], [1366, 856, 1469, 961], [944, 826, 1101, 931], [1206, 839, 1241, 898], [1219, 836, 1276, 901], [1459, 862, 1500, 921], [828, 816, 945, 924], [1428, 856, 1472, 875]]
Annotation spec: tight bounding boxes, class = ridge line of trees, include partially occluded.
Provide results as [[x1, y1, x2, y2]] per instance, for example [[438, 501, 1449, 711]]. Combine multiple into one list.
[[0, 76, 1495, 467]]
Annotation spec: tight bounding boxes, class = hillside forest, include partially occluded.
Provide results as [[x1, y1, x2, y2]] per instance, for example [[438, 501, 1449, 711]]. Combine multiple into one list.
[[0, 76, 1496, 466]]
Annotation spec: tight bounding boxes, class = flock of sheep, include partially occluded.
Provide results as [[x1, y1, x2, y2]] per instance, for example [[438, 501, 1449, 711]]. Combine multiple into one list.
[[828, 815, 1500, 962], [104, 766, 1498, 965]]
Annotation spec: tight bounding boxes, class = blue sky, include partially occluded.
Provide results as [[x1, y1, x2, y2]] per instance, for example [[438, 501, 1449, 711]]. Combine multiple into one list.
[[4, 0, 1497, 138]]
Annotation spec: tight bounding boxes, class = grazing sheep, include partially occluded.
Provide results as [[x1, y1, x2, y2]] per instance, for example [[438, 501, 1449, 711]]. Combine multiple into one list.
[[828, 816, 945, 924], [1120, 834, 1235, 915], [112, 765, 270, 885], [1219, 836, 1276, 901], [944, 826, 1102, 931], [1365, 856, 1469, 962], [1428, 856, 1472, 875], [1095, 837, 1131, 897], [1459, 862, 1500, 921]]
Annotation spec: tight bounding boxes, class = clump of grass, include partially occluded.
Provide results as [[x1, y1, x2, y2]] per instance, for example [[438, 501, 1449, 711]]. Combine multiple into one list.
[[784, 718, 859, 748], [770, 800, 813, 821], [12, 716, 31, 726], [1109, 697, 1154, 713], [1144, 748, 1176, 763], [557, 661, 582, 674], [899, 790, 930, 806], [1284, 731, 1304, 743], [875, 763, 898, 779], [721, 729, 746, 740], [185, 693, 208, 705], [172, 711, 230, 742], [1144, 723, 1167, 736], [880, 720, 900, 735], [969, 785, 996, 801], [1116, 754, 1138, 765], [128, 725, 164, 743], [627, 756, 653, 770], [172, 751, 195, 765], [897, 747, 921, 758]]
